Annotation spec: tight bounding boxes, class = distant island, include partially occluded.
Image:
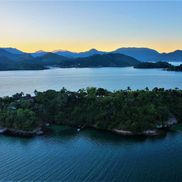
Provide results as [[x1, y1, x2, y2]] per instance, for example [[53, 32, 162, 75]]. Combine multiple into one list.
[[134, 62, 171, 69], [167, 64, 182, 71], [0, 47, 182, 71], [135, 61, 182, 71], [0, 88, 181, 137]]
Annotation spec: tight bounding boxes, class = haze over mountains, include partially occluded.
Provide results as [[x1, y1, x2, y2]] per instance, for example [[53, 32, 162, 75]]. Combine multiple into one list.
[[52, 48, 105, 58], [30, 52, 140, 68], [34, 47, 182, 62], [0, 47, 181, 70], [1, 47, 182, 61]]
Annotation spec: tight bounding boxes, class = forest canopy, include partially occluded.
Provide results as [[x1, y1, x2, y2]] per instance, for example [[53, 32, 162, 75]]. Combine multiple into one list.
[[0, 88, 181, 133]]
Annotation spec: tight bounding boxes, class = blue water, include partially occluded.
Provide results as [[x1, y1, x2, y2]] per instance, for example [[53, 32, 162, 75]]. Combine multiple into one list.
[[0, 128, 182, 181], [0, 67, 181, 96], [169, 61, 182, 66], [0, 68, 182, 181]]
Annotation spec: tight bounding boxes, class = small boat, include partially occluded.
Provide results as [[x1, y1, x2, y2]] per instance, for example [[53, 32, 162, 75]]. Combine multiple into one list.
[[77, 128, 80, 132]]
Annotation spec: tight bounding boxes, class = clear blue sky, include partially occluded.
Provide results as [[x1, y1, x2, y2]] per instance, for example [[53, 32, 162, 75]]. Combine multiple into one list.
[[0, 1, 181, 52]]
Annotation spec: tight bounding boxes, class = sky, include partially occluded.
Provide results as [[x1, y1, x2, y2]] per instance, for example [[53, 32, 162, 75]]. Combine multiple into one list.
[[0, 0, 182, 53]]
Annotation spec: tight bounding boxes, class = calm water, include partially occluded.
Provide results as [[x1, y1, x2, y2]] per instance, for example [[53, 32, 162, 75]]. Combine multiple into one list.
[[0, 128, 182, 182], [0, 67, 182, 181], [0, 67, 182, 96], [169, 61, 182, 66]]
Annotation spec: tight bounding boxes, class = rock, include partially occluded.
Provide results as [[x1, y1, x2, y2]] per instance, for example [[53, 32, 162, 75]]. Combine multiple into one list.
[[142, 130, 159, 136], [166, 117, 178, 126], [45, 123, 50, 127], [4, 129, 35, 137], [3, 128, 44, 138], [0, 128, 7, 134], [156, 117, 178, 129], [112, 129, 133, 136], [35, 128, 44, 135], [112, 129, 161, 136]]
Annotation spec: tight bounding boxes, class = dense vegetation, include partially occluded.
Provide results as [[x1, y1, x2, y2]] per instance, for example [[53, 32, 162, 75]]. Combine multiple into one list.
[[0, 50, 140, 70], [135, 62, 182, 72], [167, 64, 182, 71], [29, 53, 140, 68], [134, 62, 171, 69], [0, 56, 45, 71], [0, 49, 46, 70], [0, 88, 181, 133], [61, 53, 140, 67]]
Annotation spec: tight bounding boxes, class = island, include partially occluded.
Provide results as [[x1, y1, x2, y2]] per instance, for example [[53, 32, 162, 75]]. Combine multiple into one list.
[[1, 47, 182, 71], [0, 52, 140, 70], [134, 61, 171, 69], [135, 61, 182, 72], [0, 87, 181, 137], [167, 64, 182, 71]]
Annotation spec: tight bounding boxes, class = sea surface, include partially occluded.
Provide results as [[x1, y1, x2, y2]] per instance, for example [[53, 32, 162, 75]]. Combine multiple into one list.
[[0, 67, 182, 181], [0, 67, 182, 96], [0, 127, 182, 182], [169, 61, 182, 66]]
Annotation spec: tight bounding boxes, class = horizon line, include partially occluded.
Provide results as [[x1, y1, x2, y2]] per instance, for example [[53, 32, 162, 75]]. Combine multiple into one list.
[[0, 46, 181, 54]]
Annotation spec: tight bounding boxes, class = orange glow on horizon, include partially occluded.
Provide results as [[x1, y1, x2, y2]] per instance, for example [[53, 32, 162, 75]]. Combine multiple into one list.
[[0, 1, 181, 54], [1, 40, 182, 53]]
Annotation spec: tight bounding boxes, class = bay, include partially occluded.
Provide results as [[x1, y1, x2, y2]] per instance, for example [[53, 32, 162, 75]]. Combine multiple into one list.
[[0, 67, 182, 181], [0, 128, 182, 182], [0, 67, 181, 97]]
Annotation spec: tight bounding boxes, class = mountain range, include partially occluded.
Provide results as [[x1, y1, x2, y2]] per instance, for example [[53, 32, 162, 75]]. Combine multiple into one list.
[[0, 47, 181, 70], [34, 47, 182, 62], [30, 52, 140, 68], [1, 47, 182, 62]]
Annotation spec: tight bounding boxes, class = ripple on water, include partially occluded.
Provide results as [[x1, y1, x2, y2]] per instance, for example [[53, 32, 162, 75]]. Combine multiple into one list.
[[0, 130, 182, 181]]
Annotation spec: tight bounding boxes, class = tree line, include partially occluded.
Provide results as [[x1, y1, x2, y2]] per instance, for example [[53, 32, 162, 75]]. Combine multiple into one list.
[[0, 87, 181, 132]]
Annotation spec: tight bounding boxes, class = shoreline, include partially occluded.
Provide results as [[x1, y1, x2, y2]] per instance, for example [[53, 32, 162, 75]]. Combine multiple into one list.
[[0, 128, 43, 138], [0, 126, 163, 138], [0, 117, 178, 138], [111, 128, 161, 136], [0, 125, 175, 138]]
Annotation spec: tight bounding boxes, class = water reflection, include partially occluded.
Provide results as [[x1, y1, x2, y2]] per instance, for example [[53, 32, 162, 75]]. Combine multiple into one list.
[[48, 125, 168, 146], [0, 126, 182, 181]]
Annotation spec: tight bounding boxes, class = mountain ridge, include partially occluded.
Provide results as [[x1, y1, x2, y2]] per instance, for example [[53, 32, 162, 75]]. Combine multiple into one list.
[[0, 47, 182, 66], [54, 48, 106, 58], [0, 51, 140, 70]]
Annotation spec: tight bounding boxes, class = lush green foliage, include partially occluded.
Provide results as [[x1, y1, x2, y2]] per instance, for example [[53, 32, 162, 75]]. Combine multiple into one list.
[[0, 88, 181, 132]]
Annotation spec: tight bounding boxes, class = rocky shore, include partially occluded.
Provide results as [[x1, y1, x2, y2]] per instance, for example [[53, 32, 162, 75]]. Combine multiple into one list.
[[111, 129, 162, 136], [0, 128, 44, 137], [110, 117, 178, 136], [0, 117, 178, 138]]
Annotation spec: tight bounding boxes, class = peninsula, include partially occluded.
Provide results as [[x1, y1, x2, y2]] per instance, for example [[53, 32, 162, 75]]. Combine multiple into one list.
[[0, 88, 181, 137]]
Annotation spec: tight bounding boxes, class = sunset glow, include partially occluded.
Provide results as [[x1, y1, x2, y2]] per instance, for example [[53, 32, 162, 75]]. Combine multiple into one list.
[[0, 1, 181, 53]]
